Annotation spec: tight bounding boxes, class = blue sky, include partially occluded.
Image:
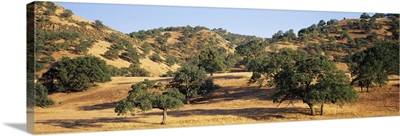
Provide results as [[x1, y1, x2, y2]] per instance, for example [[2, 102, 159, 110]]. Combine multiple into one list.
[[56, 2, 363, 38]]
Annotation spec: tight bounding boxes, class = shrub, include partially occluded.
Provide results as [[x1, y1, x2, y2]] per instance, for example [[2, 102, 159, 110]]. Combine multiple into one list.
[[165, 56, 178, 66], [60, 9, 73, 18], [150, 53, 163, 63], [127, 64, 150, 77]]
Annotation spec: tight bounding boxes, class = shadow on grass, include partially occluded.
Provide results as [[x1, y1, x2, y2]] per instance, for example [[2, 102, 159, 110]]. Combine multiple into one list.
[[210, 75, 246, 80], [192, 86, 275, 104], [144, 107, 310, 120], [35, 117, 143, 129], [79, 102, 117, 111]]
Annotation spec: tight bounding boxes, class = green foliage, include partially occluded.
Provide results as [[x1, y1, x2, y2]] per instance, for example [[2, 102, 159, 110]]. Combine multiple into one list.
[[39, 56, 55, 63], [74, 40, 93, 54], [127, 64, 150, 77], [366, 32, 378, 42], [40, 56, 111, 92], [107, 65, 122, 76], [156, 35, 168, 45], [224, 53, 239, 70], [150, 53, 163, 63], [236, 39, 268, 67], [318, 20, 326, 27], [197, 47, 226, 75], [35, 83, 54, 107], [327, 19, 339, 25], [161, 70, 175, 77], [60, 9, 73, 19], [313, 71, 359, 107], [360, 13, 371, 19], [120, 47, 141, 63], [247, 48, 309, 87], [94, 20, 104, 30], [388, 17, 399, 40], [349, 42, 399, 92], [141, 42, 152, 55], [271, 56, 358, 115], [165, 56, 178, 66], [44, 2, 56, 15], [168, 65, 220, 104], [103, 48, 119, 60], [35, 62, 46, 71], [115, 82, 184, 124], [129, 30, 148, 40], [373, 13, 386, 18]]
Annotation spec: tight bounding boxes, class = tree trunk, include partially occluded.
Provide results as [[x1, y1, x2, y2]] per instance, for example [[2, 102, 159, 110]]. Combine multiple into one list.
[[161, 109, 167, 125], [307, 103, 316, 116], [320, 103, 324, 115], [210, 72, 213, 76]]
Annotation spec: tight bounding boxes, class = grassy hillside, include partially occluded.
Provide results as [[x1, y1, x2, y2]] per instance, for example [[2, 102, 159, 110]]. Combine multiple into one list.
[[33, 2, 265, 77], [267, 15, 399, 62]]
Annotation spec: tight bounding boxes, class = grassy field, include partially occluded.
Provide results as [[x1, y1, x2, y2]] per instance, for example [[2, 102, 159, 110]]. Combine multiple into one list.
[[34, 72, 399, 134]]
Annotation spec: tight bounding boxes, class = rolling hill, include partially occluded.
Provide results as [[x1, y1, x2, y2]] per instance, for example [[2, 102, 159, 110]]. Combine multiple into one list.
[[33, 2, 262, 77]]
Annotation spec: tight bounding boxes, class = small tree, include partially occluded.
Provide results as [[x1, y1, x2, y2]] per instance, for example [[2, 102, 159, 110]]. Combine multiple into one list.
[[103, 48, 119, 60], [60, 9, 73, 19], [150, 53, 163, 63], [311, 71, 358, 115], [197, 47, 226, 76], [272, 57, 358, 116], [360, 13, 371, 19], [94, 20, 104, 30], [142, 42, 152, 55], [318, 20, 326, 27], [168, 65, 219, 104], [115, 82, 184, 124], [349, 42, 399, 92], [165, 56, 178, 66], [127, 64, 150, 77]]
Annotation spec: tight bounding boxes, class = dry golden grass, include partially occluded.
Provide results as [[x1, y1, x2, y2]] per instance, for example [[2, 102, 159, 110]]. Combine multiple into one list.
[[160, 31, 183, 44], [34, 72, 399, 134], [87, 40, 131, 68], [139, 58, 180, 77], [335, 62, 349, 73], [265, 42, 299, 52]]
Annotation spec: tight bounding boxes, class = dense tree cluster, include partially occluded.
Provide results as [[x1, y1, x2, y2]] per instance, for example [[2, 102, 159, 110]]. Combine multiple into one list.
[[40, 56, 112, 92], [115, 64, 220, 124], [247, 48, 358, 115], [349, 42, 399, 92]]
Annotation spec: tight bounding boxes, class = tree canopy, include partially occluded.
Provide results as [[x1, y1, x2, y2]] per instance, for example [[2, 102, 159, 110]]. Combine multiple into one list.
[[168, 65, 220, 104], [197, 47, 226, 76], [40, 56, 111, 92], [115, 81, 184, 124], [247, 48, 358, 116], [349, 42, 400, 92], [272, 56, 358, 116]]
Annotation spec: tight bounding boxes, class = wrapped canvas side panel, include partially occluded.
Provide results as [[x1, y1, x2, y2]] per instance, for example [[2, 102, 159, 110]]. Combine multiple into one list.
[[26, 2, 35, 134]]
